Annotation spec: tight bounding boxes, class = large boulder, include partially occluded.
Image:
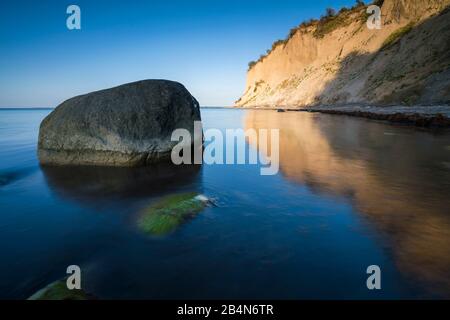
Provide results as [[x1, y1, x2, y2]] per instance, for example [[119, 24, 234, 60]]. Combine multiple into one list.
[[38, 80, 201, 166]]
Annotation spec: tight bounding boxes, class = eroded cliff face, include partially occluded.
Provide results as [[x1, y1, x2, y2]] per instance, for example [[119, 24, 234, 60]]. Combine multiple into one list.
[[235, 0, 450, 108]]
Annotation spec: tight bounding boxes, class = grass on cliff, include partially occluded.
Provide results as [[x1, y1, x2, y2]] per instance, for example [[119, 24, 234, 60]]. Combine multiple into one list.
[[381, 23, 415, 49], [313, 10, 354, 38], [247, 0, 372, 70]]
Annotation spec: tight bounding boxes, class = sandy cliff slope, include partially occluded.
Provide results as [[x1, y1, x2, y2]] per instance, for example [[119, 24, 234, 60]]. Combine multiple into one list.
[[235, 0, 450, 108]]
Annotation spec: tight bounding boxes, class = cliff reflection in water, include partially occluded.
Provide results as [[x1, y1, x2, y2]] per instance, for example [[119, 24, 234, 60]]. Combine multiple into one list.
[[245, 110, 450, 297]]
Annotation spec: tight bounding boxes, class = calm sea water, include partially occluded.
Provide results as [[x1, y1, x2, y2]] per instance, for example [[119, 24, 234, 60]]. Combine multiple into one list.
[[0, 108, 449, 299]]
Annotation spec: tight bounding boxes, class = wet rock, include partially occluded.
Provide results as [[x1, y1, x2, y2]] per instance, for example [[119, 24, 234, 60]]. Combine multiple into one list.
[[28, 280, 93, 300], [0, 168, 33, 187], [138, 192, 211, 236]]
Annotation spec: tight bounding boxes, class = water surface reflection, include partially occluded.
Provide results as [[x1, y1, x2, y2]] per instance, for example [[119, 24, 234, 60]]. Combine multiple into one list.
[[245, 110, 450, 297], [41, 163, 202, 204]]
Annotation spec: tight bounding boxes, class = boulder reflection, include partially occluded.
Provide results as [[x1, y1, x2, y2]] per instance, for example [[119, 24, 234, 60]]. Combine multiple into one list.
[[42, 163, 202, 204], [245, 110, 450, 297]]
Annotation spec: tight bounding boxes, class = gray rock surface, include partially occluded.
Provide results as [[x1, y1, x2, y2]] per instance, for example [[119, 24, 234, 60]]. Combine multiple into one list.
[[38, 80, 201, 166]]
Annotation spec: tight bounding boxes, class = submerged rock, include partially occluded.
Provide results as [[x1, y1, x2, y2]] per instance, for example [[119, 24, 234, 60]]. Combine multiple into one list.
[[38, 80, 201, 166], [138, 192, 210, 236], [0, 168, 33, 187], [28, 280, 92, 300]]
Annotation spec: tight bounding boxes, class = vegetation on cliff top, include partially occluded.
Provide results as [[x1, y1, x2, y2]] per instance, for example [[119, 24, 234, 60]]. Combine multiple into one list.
[[248, 0, 378, 70]]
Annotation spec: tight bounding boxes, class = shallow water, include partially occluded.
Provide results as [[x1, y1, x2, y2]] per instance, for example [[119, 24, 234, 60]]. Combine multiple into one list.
[[0, 108, 449, 299]]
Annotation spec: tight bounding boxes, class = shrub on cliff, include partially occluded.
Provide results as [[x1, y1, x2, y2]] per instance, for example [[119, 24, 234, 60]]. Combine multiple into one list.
[[247, 0, 380, 70], [325, 8, 336, 17], [313, 10, 352, 38]]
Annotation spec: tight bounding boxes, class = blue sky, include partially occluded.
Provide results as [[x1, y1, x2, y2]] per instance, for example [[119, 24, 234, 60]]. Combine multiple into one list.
[[0, 0, 360, 107]]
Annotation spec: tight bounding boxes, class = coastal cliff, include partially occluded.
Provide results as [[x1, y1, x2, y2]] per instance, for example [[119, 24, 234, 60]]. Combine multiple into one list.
[[235, 0, 450, 108]]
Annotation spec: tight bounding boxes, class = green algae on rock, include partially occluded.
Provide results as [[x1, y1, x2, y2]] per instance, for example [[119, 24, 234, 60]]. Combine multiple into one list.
[[138, 192, 210, 236], [28, 280, 91, 300]]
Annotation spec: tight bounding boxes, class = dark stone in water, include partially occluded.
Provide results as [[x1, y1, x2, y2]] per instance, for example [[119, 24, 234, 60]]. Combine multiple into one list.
[[28, 279, 94, 300], [0, 168, 33, 187], [138, 192, 211, 236], [38, 80, 202, 166]]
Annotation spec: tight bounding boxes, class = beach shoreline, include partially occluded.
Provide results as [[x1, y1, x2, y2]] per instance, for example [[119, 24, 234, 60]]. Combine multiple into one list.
[[234, 105, 450, 127]]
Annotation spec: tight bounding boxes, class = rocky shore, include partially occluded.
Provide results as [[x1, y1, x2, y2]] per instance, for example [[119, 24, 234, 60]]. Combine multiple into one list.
[[301, 105, 450, 127]]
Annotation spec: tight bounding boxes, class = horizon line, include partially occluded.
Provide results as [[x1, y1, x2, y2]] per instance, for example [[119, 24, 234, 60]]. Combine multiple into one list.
[[0, 105, 234, 109]]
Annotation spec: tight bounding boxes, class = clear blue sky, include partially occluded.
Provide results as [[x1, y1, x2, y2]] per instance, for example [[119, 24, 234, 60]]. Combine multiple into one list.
[[0, 0, 360, 107]]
